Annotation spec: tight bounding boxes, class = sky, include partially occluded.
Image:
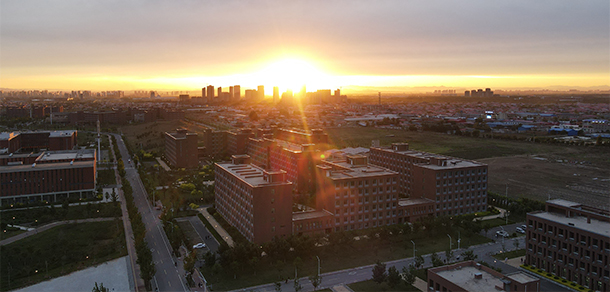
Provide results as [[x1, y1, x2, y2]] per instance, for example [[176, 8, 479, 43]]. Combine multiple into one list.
[[1, 0, 609, 92]]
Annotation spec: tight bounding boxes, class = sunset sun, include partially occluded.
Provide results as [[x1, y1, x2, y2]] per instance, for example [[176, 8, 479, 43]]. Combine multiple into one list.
[[257, 59, 331, 93]]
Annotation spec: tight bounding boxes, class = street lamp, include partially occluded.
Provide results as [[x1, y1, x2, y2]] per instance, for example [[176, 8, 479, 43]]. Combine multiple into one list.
[[458, 231, 461, 250], [447, 234, 452, 250], [316, 256, 321, 276], [411, 240, 416, 258]]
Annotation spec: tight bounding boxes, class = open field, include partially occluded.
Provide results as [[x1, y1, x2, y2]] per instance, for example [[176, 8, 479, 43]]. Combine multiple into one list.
[[118, 120, 186, 153], [482, 154, 610, 209], [1, 202, 121, 227], [0, 221, 127, 291], [326, 128, 610, 209]]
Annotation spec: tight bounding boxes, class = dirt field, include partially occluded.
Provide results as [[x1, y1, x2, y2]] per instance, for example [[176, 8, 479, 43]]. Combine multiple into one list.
[[482, 155, 610, 210]]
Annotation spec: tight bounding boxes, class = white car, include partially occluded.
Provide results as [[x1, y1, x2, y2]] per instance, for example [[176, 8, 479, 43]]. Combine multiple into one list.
[[193, 243, 206, 249], [516, 227, 525, 234], [495, 230, 509, 238]]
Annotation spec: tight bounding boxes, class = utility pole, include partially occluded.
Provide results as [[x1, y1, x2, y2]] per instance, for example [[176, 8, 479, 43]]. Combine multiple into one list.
[[447, 234, 452, 250], [411, 240, 416, 258], [458, 231, 461, 250], [505, 184, 509, 225]]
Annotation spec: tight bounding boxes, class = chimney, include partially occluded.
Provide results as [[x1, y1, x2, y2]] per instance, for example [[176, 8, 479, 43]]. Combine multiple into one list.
[[474, 273, 483, 279], [231, 155, 251, 165]]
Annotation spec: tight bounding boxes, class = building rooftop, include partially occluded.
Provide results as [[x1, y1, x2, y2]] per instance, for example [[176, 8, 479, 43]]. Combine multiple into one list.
[[398, 198, 435, 207], [48, 130, 77, 137], [435, 265, 504, 292], [505, 272, 538, 284], [322, 160, 397, 180], [416, 157, 485, 170], [529, 210, 610, 237], [35, 149, 95, 162], [216, 162, 292, 187], [292, 210, 334, 221], [0, 160, 94, 173]]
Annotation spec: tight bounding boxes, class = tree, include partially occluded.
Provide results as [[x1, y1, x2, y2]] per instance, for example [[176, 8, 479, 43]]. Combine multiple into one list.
[[402, 264, 416, 286], [414, 255, 424, 269], [387, 266, 401, 288], [371, 260, 388, 284], [294, 278, 303, 292], [513, 238, 520, 250], [92, 282, 110, 292], [274, 282, 282, 292], [461, 250, 478, 261], [431, 252, 443, 267], [309, 273, 322, 291], [445, 247, 453, 263]]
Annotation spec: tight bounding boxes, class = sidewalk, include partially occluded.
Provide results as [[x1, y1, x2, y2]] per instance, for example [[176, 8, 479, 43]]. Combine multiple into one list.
[[197, 207, 234, 247], [0, 217, 119, 246], [155, 157, 171, 171]]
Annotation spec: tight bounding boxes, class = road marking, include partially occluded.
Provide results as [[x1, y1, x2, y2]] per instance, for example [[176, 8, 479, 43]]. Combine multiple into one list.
[[164, 269, 167, 275], [168, 281, 172, 287]]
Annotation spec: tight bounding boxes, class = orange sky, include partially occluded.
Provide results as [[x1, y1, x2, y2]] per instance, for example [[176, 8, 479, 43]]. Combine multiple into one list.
[[1, 1, 608, 92]]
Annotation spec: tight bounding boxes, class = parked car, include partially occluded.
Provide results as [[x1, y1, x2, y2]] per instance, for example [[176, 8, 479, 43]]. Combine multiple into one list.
[[521, 224, 527, 230], [193, 243, 206, 249], [495, 230, 509, 237], [515, 227, 525, 234]]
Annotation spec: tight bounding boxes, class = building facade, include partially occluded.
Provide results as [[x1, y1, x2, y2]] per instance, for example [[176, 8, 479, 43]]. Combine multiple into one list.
[[214, 155, 293, 244], [0, 149, 97, 205], [164, 129, 198, 168], [315, 155, 400, 232], [526, 199, 610, 292], [370, 143, 488, 217]]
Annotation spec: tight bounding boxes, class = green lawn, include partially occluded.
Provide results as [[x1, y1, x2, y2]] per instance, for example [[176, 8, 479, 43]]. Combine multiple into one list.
[[1, 202, 122, 227], [97, 169, 117, 186], [0, 220, 127, 291], [493, 249, 526, 260], [200, 229, 491, 291], [325, 128, 576, 160], [480, 218, 516, 229], [176, 220, 201, 247], [348, 279, 419, 292], [0, 228, 25, 241]]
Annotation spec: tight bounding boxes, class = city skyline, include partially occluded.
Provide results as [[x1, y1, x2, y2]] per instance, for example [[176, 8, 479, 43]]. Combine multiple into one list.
[[1, 0, 608, 91]]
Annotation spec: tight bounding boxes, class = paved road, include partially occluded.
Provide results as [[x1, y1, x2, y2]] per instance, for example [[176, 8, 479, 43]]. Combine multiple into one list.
[[112, 133, 187, 292], [0, 217, 119, 246], [233, 236, 569, 292], [175, 216, 220, 253]]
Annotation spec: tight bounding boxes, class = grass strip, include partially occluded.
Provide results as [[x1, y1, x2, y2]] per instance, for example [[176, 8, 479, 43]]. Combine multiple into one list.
[[521, 265, 593, 292], [197, 213, 226, 246]]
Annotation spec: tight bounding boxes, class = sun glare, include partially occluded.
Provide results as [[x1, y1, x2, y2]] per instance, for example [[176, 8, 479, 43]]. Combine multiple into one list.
[[257, 59, 331, 93]]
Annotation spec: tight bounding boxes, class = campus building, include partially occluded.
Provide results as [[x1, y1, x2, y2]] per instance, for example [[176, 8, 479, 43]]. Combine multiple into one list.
[[315, 155, 400, 232], [427, 261, 539, 292], [369, 143, 488, 216], [525, 199, 610, 292], [214, 155, 293, 244], [164, 128, 198, 168], [0, 149, 97, 205], [0, 130, 77, 154]]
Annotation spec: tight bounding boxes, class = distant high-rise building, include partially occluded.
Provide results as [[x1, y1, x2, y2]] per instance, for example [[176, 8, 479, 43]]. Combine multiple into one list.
[[202, 87, 206, 98], [229, 86, 234, 99], [464, 91, 470, 97], [273, 86, 279, 103], [234, 85, 241, 100], [207, 85, 214, 100], [245, 89, 257, 100], [217, 87, 222, 98], [257, 85, 264, 99], [471, 90, 477, 97], [334, 89, 340, 97]]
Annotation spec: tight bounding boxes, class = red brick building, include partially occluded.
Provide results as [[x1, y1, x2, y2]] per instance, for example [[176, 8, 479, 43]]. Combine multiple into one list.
[[214, 155, 293, 244], [0, 149, 97, 205], [315, 155, 400, 232], [526, 199, 610, 291], [165, 129, 199, 168], [0, 130, 77, 154], [370, 143, 488, 217]]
